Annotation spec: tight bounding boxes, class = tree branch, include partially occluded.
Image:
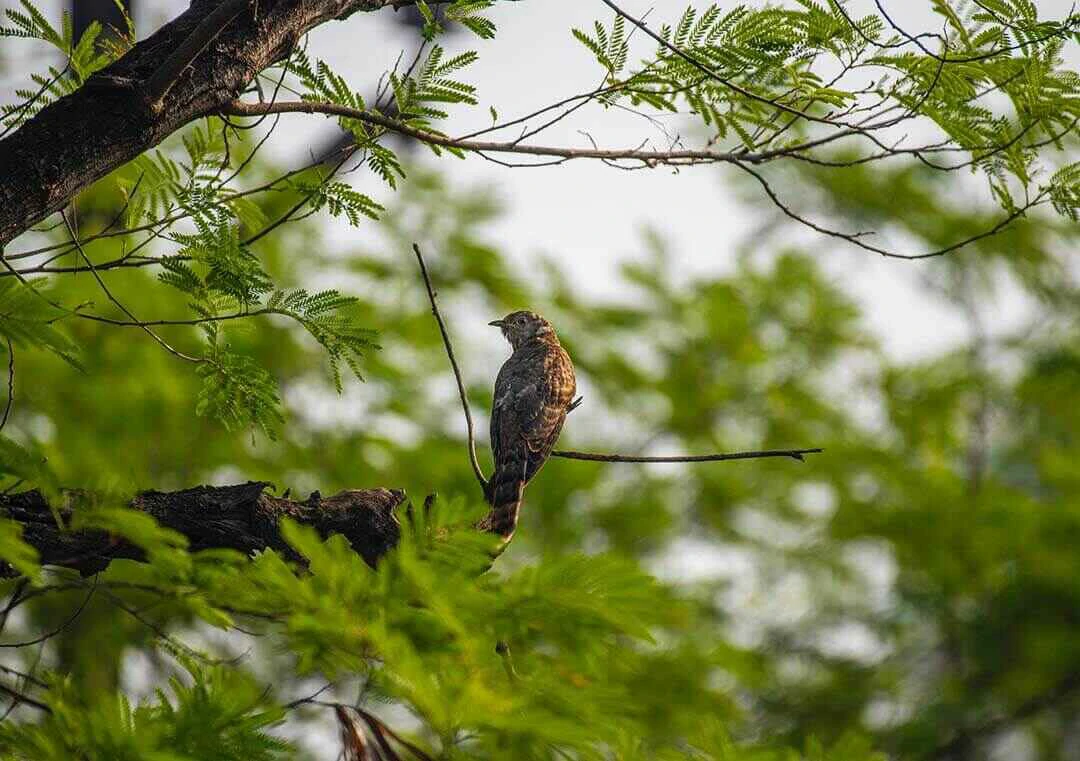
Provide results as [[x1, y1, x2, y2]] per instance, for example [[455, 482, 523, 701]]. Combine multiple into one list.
[[0, 339, 13, 434], [222, 99, 748, 165], [0, 482, 408, 575], [222, 100, 1054, 260], [0, 0, 405, 246], [552, 448, 824, 464], [0, 681, 51, 714], [412, 243, 487, 489], [143, 0, 250, 114]]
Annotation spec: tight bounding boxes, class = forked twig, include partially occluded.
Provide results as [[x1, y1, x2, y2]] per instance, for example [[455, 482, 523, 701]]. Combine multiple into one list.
[[411, 243, 487, 488]]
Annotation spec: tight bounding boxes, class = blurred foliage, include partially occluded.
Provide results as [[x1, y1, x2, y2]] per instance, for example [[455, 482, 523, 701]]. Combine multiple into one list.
[[0, 139, 1076, 756], [0, 1, 1079, 760]]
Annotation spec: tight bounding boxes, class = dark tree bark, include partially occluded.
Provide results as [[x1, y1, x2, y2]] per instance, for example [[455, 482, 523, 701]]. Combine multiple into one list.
[[0, 482, 407, 575], [72, 0, 133, 42], [0, 0, 402, 247]]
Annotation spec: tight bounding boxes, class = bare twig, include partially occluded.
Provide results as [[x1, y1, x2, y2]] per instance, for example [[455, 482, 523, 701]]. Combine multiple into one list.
[[4, 142, 361, 264], [0, 579, 28, 636], [223, 98, 747, 165], [736, 162, 1048, 260], [285, 682, 335, 709], [0, 663, 47, 690], [243, 148, 356, 245], [0, 578, 96, 648], [60, 210, 202, 362], [412, 243, 486, 488], [0, 681, 51, 714], [0, 338, 13, 433], [220, 99, 1055, 261], [552, 448, 823, 464]]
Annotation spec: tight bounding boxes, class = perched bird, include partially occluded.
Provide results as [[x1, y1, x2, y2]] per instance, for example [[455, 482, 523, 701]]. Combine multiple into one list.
[[482, 311, 576, 538]]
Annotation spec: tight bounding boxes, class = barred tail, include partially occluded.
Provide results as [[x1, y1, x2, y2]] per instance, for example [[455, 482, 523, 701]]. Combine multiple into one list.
[[481, 445, 529, 538]]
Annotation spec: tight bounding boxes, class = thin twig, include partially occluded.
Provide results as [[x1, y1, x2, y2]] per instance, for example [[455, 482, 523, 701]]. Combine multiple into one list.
[[0, 681, 51, 713], [411, 244, 486, 488], [60, 210, 202, 362], [243, 148, 355, 245], [0, 338, 13, 433], [285, 682, 335, 709], [736, 162, 1048, 260], [4, 142, 361, 264], [0, 578, 97, 648], [552, 448, 823, 464], [0, 663, 47, 690], [0, 579, 28, 636], [220, 99, 1056, 261]]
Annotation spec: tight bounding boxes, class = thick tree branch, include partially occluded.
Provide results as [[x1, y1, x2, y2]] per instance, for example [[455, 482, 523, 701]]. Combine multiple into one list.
[[143, 0, 251, 113], [0, 0, 405, 247], [0, 482, 407, 575]]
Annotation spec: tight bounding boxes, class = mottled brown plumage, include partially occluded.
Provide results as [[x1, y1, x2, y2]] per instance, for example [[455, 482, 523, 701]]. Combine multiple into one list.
[[481, 311, 576, 538]]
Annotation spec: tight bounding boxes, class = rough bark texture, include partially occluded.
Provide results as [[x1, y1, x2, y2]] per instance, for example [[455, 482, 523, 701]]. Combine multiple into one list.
[[0, 482, 406, 575], [0, 0, 396, 247]]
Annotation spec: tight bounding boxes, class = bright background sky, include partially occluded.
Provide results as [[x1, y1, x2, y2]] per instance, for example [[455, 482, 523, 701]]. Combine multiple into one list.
[[1, 0, 1075, 360], [1, 3, 1076, 752]]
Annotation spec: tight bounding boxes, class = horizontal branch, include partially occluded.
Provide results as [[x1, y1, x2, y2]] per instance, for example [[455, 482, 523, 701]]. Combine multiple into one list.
[[552, 448, 823, 463], [0, 482, 409, 575], [222, 100, 750, 165]]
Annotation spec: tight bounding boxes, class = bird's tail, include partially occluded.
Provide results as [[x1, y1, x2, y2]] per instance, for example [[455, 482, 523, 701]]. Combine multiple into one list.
[[481, 445, 529, 538]]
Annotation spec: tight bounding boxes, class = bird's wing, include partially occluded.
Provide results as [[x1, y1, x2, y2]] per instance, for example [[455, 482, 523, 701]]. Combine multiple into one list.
[[491, 345, 575, 478], [491, 359, 541, 458]]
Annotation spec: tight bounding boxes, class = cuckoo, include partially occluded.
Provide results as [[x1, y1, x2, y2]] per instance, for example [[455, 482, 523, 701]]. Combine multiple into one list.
[[482, 311, 576, 538]]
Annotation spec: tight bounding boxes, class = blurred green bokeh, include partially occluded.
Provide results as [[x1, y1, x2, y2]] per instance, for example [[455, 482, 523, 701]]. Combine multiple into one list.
[[0, 125, 1078, 759]]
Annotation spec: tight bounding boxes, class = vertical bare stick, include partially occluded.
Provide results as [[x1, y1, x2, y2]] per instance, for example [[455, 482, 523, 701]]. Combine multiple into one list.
[[0, 339, 12, 433], [411, 243, 487, 488]]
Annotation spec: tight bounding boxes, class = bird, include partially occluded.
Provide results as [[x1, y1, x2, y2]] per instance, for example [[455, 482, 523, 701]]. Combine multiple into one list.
[[481, 311, 576, 539]]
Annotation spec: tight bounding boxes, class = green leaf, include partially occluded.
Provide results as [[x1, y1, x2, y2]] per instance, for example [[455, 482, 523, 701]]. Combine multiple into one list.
[[0, 517, 40, 580]]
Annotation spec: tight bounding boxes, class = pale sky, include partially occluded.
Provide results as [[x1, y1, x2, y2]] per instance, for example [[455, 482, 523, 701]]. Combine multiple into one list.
[[1, 3, 1076, 753], [2, 1, 1076, 360]]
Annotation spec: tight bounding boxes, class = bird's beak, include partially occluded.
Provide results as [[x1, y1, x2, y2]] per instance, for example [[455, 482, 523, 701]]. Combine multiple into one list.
[[488, 320, 504, 328]]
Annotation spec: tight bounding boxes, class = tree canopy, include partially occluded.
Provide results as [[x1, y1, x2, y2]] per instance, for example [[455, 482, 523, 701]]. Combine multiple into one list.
[[0, 1, 1078, 759]]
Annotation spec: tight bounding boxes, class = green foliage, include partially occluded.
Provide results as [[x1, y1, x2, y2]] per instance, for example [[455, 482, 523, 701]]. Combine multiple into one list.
[[167, 205, 272, 307], [294, 180, 383, 226], [0, 664, 291, 761], [0, 0, 130, 129], [196, 347, 283, 439], [570, 1, 1078, 214], [0, 279, 78, 367], [572, 15, 629, 77], [265, 289, 376, 391], [1, 0, 1079, 758], [0, 518, 40, 581], [0, 151, 1077, 756], [445, 0, 497, 40]]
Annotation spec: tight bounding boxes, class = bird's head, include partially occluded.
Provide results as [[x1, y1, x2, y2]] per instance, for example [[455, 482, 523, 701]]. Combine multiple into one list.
[[488, 310, 557, 348]]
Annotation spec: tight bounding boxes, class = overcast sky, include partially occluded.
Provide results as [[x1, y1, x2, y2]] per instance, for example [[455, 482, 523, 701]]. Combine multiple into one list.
[[1, 4, 1075, 750], [2, 0, 1077, 359]]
